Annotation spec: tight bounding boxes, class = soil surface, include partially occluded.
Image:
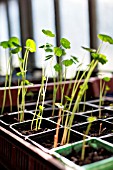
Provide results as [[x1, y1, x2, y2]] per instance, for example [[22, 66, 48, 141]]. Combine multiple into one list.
[[62, 145, 113, 166]]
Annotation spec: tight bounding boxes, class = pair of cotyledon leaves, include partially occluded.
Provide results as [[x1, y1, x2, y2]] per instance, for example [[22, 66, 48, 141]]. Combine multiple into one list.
[[0, 37, 36, 53]]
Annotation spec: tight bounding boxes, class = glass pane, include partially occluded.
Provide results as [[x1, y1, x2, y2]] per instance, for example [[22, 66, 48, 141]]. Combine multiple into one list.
[[31, 0, 56, 77], [8, 0, 21, 68], [59, 0, 90, 78], [0, 2, 9, 76], [96, 0, 113, 73]]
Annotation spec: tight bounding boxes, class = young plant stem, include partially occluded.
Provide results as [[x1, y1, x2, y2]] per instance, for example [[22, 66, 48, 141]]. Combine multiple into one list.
[[17, 79, 21, 120], [81, 122, 92, 160], [1, 53, 12, 114], [54, 108, 62, 148], [61, 59, 98, 145], [61, 63, 91, 145], [52, 76, 59, 116], [8, 53, 13, 112], [99, 123, 102, 135], [19, 49, 29, 121], [99, 78, 102, 118], [36, 76, 49, 130], [67, 59, 98, 143]]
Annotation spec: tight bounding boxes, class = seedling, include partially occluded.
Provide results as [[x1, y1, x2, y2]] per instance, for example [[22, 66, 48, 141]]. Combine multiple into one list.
[[99, 76, 110, 118], [81, 116, 97, 160], [54, 103, 64, 148], [31, 30, 55, 130], [17, 39, 36, 121], [31, 29, 77, 131], [61, 34, 113, 145], [99, 123, 106, 135], [0, 37, 22, 114]]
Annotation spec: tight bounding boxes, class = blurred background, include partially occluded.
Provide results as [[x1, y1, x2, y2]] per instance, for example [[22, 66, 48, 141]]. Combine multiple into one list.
[[0, 0, 113, 83]]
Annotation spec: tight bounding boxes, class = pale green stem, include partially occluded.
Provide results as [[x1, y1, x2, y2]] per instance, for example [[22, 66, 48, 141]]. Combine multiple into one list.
[[1, 51, 11, 114], [81, 123, 92, 160], [67, 60, 98, 144]]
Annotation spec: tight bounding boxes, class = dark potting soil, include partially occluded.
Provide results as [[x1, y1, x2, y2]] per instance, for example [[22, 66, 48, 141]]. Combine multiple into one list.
[[73, 120, 113, 137], [11, 119, 57, 136], [87, 126, 112, 137], [28, 127, 84, 149], [50, 114, 87, 126], [62, 145, 113, 166], [19, 127, 50, 135], [0, 112, 33, 125], [88, 100, 113, 107], [84, 110, 113, 119]]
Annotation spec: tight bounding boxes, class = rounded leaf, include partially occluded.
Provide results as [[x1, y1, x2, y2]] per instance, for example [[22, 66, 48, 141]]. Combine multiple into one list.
[[45, 55, 53, 61], [62, 59, 73, 67], [82, 46, 96, 53], [91, 53, 99, 59], [105, 85, 110, 91], [60, 38, 71, 49], [0, 41, 9, 48], [54, 63, 62, 72], [71, 56, 79, 63], [98, 34, 113, 44], [42, 29, 55, 37], [98, 54, 108, 65], [39, 105, 45, 113], [26, 39, 36, 52], [54, 47, 62, 57], [11, 47, 22, 54], [9, 37, 20, 48], [103, 77, 110, 82], [87, 116, 97, 123]]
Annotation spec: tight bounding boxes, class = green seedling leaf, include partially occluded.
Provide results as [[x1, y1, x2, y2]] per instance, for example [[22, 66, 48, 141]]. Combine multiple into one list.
[[62, 49, 66, 56], [54, 63, 62, 72], [91, 52, 99, 59], [60, 38, 71, 49], [45, 48, 53, 52], [18, 57, 24, 63], [82, 46, 96, 53], [71, 56, 79, 63], [45, 55, 53, 61], [46, 43, 53, 47], [64, 95, 71, 101], [80, 84, 88, 91], [42, 29, 55, 37], [98, 54, 108, 65], [9, 37, 20, 48], [24, 79, 32, 85], [103, 77, 110, 82], [26, 39, 36, 52], [0, 41, 9, 48], [11, 47, 22, 54], [39, 105, 45, 113], [54, 47, 62, 57], [12, 42, 21, 47], [87, 116, 97, 123], [26, 91, 34, 97], [62, 59, 73, 67], [88, 141, 98, 149], [98, 34, 113, 44], [39, 45, 45, 48], [16, 72, 22, 77], [91, 53, 107, 64], [105, 85, 110, 91], [42, 76, 46, 81], [39, 43, 53, 48]]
